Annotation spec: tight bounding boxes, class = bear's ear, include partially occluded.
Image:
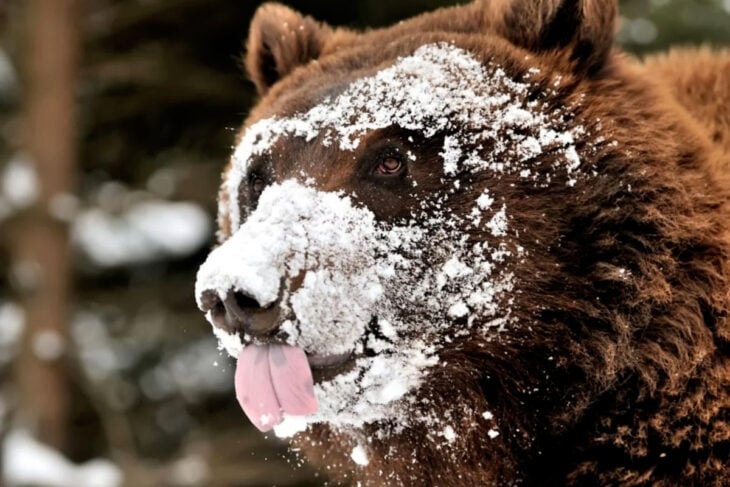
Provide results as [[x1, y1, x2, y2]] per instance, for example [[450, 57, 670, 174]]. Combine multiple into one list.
[[489, 0, 618, 75], [245, 3, 333, 96]]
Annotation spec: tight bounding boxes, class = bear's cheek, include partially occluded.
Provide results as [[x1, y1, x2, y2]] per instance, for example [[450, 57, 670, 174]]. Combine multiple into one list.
[[282, 267, 384, 356]]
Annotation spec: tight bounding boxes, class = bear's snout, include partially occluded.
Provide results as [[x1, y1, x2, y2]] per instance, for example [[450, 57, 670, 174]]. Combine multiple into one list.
[[198, 288, 281, 338], [197, 180, 388, 360]]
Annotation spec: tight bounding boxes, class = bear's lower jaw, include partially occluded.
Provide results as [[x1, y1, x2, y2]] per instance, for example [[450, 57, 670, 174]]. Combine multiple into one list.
[[308, 351, 356, 383]]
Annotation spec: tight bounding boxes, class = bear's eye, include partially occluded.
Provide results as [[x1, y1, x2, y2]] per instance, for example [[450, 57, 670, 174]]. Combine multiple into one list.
[[374, 156, 404, 176], [251, 175, 266, 196]]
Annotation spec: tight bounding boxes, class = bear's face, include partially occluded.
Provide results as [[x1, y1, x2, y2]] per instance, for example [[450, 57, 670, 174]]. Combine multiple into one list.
[[195, 1, 730, 484], [196, 30, 602, 436]]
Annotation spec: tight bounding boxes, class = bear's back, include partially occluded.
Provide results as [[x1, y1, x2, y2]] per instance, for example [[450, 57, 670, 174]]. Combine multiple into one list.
[[643, 48, 730, 156]]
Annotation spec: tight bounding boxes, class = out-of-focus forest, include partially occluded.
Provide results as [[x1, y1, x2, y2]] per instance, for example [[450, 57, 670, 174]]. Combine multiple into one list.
[[0, 1, 728, 486]]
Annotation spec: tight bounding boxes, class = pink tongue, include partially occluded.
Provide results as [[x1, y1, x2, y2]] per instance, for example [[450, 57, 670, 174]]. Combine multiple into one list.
[[235, 344, 318, 432]]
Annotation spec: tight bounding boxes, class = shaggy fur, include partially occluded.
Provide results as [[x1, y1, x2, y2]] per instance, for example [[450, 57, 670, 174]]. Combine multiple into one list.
[[214, 1, 730, 485]]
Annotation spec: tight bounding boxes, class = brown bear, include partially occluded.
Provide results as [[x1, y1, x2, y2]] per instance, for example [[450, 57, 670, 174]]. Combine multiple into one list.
[[195, 0, 730, 485]]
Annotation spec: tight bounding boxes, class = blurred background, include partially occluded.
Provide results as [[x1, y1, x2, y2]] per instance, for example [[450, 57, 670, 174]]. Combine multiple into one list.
[[0, 0, 728, 486]]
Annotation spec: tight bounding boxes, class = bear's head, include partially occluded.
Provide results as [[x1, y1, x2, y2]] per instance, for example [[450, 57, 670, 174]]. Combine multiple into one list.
[[195, 0, 730, 484]]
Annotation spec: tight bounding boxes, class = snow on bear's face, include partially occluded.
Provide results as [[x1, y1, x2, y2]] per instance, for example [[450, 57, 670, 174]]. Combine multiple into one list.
[[195, 43, 588, 436]]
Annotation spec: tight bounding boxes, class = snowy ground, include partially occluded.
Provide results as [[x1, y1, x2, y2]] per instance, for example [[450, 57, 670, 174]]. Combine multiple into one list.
[[2, 430, 122, 487]]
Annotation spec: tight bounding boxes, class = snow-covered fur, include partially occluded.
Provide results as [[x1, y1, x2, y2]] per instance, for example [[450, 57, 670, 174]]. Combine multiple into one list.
[[203, 0, 730, 485]]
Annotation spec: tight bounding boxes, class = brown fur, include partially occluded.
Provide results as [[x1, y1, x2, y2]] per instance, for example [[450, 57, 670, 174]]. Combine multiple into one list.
[[643, 48, 730, 155], [217, 1, 730, 485]]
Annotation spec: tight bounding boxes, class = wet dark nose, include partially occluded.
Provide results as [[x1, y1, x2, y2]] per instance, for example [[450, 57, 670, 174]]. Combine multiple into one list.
[[199, 289, 279, 338]]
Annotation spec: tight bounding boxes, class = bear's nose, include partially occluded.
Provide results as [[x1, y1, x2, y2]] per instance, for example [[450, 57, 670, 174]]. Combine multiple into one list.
[[199, 289, 280, 338]]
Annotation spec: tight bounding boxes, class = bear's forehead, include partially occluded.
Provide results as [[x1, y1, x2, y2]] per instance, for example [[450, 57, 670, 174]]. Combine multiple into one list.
[[234, 43, 539, 172], [244, 39, 535, 131]]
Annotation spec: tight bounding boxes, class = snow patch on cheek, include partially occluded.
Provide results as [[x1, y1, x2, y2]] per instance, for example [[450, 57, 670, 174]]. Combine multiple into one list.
[[290, 269, 380, 356], [487, 205, 508, 237]]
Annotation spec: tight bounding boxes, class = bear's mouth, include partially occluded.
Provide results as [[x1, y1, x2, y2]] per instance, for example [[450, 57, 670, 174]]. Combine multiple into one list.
[[232, 330, 358, 384], [306, 350, 356, 383]]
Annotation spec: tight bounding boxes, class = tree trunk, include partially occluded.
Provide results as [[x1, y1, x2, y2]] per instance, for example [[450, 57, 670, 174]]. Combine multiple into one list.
[[12, 0, 80, 453]]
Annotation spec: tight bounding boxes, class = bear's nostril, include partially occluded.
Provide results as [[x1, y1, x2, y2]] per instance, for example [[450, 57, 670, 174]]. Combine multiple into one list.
[[199, 290, 231, 332], [220, 290, 279, 338], [223, 291, 260, 323], [199, 290, 223, 313], [233, 291, 261, 313]]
